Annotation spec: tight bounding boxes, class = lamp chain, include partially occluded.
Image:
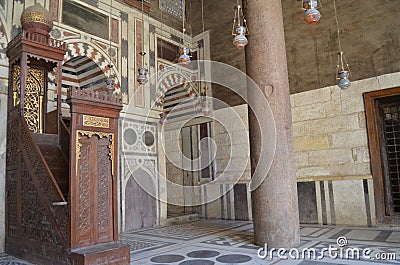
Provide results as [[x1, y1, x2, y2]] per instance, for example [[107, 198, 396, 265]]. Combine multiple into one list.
[[333, 0, 342, 54], [201, 0, 206, 96], [160, 0, 163, 59], [333, 0, 350, 75], [108, 0, 113, 78], [201, 0, 205, 34], [141, 0, 145, 66], [182, 0, 185, 46]]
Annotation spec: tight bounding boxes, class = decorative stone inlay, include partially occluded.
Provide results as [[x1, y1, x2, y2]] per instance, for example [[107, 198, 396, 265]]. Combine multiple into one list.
[[150, 254, 185, 263], [124, 128, 137, 146], [143, 131, 154, 147], [186, 250, 220, 258], [179, 260, 215, 265], [216, 254, 252, 263]]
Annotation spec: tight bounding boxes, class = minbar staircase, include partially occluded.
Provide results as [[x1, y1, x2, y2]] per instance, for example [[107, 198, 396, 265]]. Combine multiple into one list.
[[5, 88, 130, 265], [33, 133, 69, 199]]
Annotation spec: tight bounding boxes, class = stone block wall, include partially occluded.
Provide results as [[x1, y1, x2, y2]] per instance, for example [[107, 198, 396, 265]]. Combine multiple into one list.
[[190, 0, 246, 107], [202, 104, 252, 220], [291, 71, 400, 226], [213, 104, 251, 183], [162, 104, 252, 220], [282, 0, 400, 93]]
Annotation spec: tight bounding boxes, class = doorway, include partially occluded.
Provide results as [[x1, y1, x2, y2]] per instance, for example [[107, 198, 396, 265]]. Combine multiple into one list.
[[364, 87, 400, 224], [167, 122, 215, 217]]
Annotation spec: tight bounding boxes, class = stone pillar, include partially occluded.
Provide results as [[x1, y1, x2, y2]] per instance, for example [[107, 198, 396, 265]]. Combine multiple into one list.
[[245, 0, 300, 247]]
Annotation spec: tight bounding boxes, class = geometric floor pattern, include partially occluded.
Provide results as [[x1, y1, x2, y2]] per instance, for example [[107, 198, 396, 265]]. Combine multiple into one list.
[[1, 220, 400, 264], [126, 220, 400, 265]]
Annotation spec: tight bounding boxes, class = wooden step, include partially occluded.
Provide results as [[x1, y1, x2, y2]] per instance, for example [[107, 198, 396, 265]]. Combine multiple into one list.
[[32, 133, 69, 197], [70, 242, 130, 265], [42, 155, 67, 166], [33, 133, 58, 145], [38, 144, 61, 156]]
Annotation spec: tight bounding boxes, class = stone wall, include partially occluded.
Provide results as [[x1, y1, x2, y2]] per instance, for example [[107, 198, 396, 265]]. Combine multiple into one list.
[[162, 104, 252, 220], [292, 71, 400, 226], [190, 0, 246, 107], [282, 0, 400, 94], [203, 104, 252, 220], [163, 125, 186, 214]]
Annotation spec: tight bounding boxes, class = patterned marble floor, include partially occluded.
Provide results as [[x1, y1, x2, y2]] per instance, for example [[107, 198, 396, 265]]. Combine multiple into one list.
[[1, 220, 400, 264]]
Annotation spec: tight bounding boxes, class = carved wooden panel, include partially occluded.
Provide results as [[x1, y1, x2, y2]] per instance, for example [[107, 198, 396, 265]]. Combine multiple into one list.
[[20, 159, 59, 244], [24, 67, 45, 133], [83, 115, 110, 129], [6, 115, 70, 264], [78, 138, 91, 245], [11, 65, 46, 133], [76, 133, 113, 246], [12, 65, 21, 107], [97, 137, 113, 243]]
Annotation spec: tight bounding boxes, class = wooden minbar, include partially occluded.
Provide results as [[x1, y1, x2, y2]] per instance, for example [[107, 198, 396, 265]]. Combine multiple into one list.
[[5, 4, 129, 265]]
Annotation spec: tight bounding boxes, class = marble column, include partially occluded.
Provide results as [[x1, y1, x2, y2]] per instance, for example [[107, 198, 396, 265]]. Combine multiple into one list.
[[245, 0, 300, 247]]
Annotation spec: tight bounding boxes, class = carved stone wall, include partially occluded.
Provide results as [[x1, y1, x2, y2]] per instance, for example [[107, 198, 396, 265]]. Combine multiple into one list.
[[120, 116, 161, 232]]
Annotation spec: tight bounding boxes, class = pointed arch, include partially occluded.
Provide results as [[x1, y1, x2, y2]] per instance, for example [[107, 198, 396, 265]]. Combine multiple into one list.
[[0, 4, 10, 44], [155, 71, 199, 107], [63, 41, 120, 93], [62, 56, 107, 91]]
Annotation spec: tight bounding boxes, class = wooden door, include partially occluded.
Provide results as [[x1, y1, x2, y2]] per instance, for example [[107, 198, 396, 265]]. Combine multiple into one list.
[[76, 135, 113, 246], [125, 168, 156, 231]]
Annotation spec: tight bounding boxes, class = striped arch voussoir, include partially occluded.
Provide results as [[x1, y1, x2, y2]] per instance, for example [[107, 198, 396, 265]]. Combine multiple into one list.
[[155, 72, 198, 107], [64, 42, 120, 89]]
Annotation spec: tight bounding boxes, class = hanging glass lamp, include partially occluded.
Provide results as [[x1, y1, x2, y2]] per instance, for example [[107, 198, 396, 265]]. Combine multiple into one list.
[[233, 26, 248, 49], [232, 4, 249, 49], [303, 0, 321, 25], [338, 70, 351, 90], [178, 47, 191, 65], [159, 112, 167, 125], [201, 100, 211, 116]]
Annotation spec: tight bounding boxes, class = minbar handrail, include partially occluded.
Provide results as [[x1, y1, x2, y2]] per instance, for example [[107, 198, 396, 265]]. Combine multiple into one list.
[[68, 86, 122, 105], [59, 118, 70, 161], [17, 109, 69, 247]]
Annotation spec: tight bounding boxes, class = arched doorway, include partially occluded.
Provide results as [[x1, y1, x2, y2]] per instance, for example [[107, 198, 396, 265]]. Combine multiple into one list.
[[125, 168, 157, 231]]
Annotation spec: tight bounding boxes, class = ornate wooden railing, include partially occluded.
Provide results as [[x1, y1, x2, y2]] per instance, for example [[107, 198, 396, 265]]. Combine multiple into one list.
[[8, 29, 66, 51], [60, 118, 70, 161], [7, 29, 66, 50], [6, 108, 70, 264], [45, 109, 58, 134], [68, 86, 122, 105]]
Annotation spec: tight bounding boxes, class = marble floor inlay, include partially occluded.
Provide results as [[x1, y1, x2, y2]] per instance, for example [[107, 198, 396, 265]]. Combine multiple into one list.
[[1, 220, 400, 264]]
